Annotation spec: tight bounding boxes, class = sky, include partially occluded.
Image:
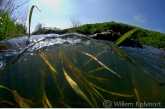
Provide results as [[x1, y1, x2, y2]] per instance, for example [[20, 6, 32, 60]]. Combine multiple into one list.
[[14, 0, 165, 33]]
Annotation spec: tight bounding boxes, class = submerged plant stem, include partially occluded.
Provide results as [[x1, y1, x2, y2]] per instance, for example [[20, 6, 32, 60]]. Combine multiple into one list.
[[62, 60, 95, 107], [76, 50, 124, 79]]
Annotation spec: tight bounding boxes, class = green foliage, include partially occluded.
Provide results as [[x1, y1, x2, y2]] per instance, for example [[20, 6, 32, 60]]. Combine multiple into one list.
[[0, 12, 27, 40], [0, 0, 28, 40], [32, 21, 165, 48], [71, 21, 165, 48], [32, 27, 68, 35], [139, 34, 165, 48], [72, 21, 135, 35], [34, 23, 42, 34], [115, 28, 139, 45]]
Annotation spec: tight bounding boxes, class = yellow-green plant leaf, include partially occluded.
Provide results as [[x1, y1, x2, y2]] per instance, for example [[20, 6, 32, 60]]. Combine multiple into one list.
[[77, 50, 124, 79], [40, 52, 58, 75], [60, 101, 70, 108], [114, 28, 139, 45], [84, 73, 111, 85], [130, 68, 142, 108], [89, 82, 134, 97], [87, 67, 104, 74], [40, 70, 53, 108], [28, 5, 41, 43], [100, 41, 136, 65], [0, 85, 12, 92], [0, 98, 15, 107], [62, 64, 95, 107], [88, 84, 105, 102], [80, 50, 106, 67], [12, 90, 32, 108], [42, 88, 52, 108], [0, 85, 32, 107]]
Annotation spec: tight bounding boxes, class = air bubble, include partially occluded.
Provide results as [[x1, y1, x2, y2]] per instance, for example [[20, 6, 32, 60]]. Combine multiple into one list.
[[0, 61, 5, 69], [0, 62, 2, 67]]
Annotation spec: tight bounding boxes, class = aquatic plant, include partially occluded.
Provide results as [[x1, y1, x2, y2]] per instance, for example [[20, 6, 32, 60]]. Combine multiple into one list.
[[0, 85, 33, 108], [114, 28, 139, 45], [0, 33, 165, 107], [26, 5, 41, 45]]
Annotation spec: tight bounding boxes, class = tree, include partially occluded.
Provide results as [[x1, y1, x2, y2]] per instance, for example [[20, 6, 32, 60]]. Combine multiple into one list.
[[34, 23, 42, 33], [69, 17, 81, 28], [68, 16, 81, 32]]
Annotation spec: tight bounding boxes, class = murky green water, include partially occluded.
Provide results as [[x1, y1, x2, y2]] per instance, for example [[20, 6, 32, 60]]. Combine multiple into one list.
[[0, 33, 165, 107]]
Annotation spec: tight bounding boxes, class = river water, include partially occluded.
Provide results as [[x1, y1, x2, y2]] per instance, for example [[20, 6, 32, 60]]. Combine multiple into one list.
[[0, 33, 165, 107]]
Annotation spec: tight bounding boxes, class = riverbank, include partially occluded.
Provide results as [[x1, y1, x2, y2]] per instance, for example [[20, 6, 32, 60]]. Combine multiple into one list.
[[32, 21, 165, 49]]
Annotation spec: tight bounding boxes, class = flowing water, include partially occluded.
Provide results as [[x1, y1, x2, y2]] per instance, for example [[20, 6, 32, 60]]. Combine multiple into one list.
[[0, 33, 165, 108]]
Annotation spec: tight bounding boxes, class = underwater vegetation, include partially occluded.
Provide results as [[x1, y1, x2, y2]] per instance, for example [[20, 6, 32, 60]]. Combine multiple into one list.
[[0, 33, 164, 107]]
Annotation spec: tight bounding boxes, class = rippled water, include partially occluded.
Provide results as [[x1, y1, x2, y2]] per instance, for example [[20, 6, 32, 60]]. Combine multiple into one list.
[[0, 33, 165, 107]]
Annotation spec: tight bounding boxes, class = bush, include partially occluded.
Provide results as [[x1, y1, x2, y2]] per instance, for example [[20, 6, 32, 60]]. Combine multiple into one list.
[[0, 0, 28, 40]]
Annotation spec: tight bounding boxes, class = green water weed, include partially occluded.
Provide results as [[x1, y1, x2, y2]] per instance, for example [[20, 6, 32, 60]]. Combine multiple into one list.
[[115, 28, 139, 45], [27, 5, 41, 45]]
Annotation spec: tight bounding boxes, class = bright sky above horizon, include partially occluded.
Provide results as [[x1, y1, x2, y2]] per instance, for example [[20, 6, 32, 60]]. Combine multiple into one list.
[[14, 0, 165, 33]]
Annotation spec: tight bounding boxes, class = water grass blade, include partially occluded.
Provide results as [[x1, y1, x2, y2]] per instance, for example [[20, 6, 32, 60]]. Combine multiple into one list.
[[71, 56, 77, 64], [114, 28, 139, 45], [27, 5, 41, 44], [80, 50, 106, 67], [0, 85, 12, 92], [88, 84, 105, 102], [0, 85, 32, 107], [61, 51, 107, 107], [40, 54, 64, 98], [100, 41, 150, 83], [63, 57, 97, 101], [84, 73, 111, 85], [62, 54, 105, 107], [54, 79, 64, 98], [60, 101, 70, 108], [40, 70, 53, 108], [89, 82, 134, 97], [12, 90, 32, 108], [0, 98, 16, 107], [42, 88, 52, 108], [100, 41, 136, 65], [130, 68, 142, 108], [62, 63, 95, 107], [87, 67, 105, 74], [40, 52, 58, 75], [61, 52, 86, 88], [82, 82, 99, 107], [41, 100, 49, 108], [134, 89, 142, 108], [77, 51, 124, 79]]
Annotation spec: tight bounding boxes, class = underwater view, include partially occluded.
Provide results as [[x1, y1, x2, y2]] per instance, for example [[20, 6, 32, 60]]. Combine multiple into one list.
[[0, 33, 165, 108]]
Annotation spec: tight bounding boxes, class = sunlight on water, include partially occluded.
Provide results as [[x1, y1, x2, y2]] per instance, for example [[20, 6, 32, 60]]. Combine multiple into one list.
[[0, 33, 165, 107]]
